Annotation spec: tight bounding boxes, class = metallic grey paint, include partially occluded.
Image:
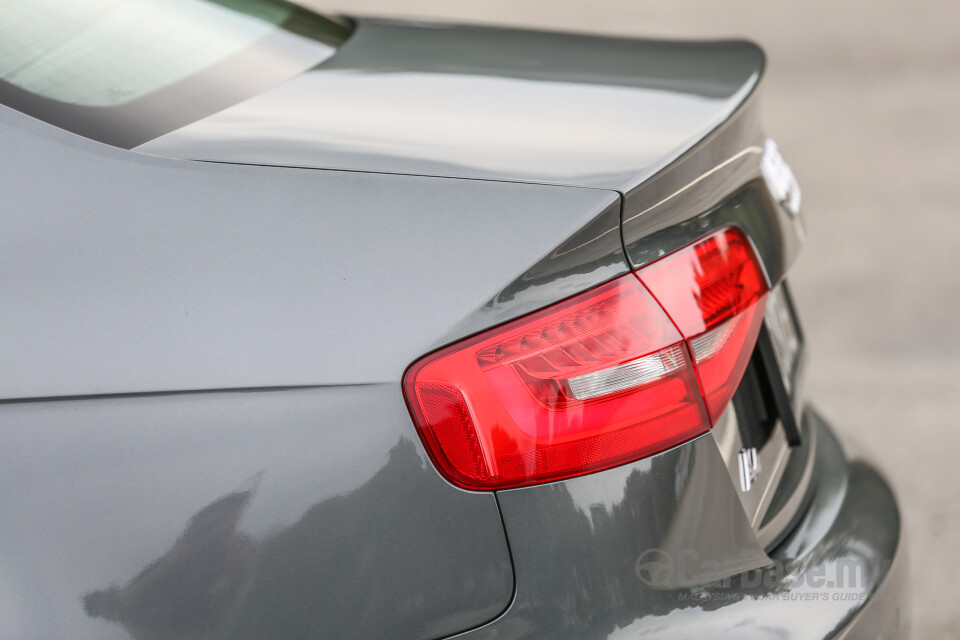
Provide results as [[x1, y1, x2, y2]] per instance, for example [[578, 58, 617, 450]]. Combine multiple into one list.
[[619, 97, 804, 276], [0, 11, 906, 640], [0, 102, 625, 639], [136, 19, 763, 193], [0, 107, 620, 401], [0, 387, 514, 639], [454, 408, 905, 640]]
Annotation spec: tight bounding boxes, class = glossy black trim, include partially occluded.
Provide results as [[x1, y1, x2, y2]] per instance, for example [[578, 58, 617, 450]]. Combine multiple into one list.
[[756, 324, 803, 445]]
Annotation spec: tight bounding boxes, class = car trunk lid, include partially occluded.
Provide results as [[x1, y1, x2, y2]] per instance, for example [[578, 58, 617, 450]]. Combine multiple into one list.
[[135, 18, 764, 193]]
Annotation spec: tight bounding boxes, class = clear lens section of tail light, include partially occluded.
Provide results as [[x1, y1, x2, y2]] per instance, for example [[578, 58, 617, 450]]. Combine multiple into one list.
[[404, 226, 769, 490], [404, 277, 709, 490], [566, 345, 685, 400], [637, 227, 769, 424]]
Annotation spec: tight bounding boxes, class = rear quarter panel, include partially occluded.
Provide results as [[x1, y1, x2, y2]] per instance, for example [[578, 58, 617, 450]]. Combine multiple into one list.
[[0, 387, 509, 640]]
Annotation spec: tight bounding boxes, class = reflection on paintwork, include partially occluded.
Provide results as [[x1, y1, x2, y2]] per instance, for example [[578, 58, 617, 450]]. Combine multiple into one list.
[[606, 462, 897, 639], [440, 196, 626, 347], [83, 489, 257, 636], [494, 433, 768, 627], [143, 71, 749, 186], [0, 387, 512, 639], [79, 438, 512, 640], [138, 19, 763, 192], [457, 409, 902, 639], [622, 146, 764, 226], [1, 107, 623, 400]]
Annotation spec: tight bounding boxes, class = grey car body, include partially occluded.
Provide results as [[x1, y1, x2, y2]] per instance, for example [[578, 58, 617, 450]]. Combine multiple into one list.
[[0, 5, 907, 640]]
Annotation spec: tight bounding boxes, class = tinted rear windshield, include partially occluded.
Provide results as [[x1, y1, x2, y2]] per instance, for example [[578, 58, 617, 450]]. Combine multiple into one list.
[[0, 0, 351, 147]]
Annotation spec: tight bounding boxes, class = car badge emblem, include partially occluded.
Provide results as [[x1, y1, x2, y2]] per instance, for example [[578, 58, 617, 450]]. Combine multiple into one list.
[[761, 139, 801, 217], [738, 447, 761, 492]]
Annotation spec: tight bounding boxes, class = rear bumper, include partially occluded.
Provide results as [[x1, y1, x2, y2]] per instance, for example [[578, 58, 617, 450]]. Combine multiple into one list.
[[760, 408, 910, 640], [455, 407, 908, 639], [804, 410, 911, 640], [833, 529, 909, 640]]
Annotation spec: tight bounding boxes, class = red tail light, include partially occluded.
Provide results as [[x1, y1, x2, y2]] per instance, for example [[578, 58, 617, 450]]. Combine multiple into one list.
[[404, 227, 769, 490], [638, 227, 769, 424]]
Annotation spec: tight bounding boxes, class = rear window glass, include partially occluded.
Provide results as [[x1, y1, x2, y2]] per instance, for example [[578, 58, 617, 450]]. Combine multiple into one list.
[[0, 0, 351, 147]]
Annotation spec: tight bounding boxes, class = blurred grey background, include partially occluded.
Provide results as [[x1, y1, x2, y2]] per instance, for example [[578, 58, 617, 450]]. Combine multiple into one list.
[[305, 1, 959, 636]]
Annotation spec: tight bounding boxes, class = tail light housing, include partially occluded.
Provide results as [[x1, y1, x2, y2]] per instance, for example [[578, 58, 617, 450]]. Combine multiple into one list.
[[638, 227, 769, 424], [404, 227, 769, 490]]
